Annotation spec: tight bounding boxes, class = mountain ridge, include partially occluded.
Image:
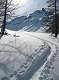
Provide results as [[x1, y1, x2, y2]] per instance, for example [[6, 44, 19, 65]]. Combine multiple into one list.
[[7, 8, 48, 31]]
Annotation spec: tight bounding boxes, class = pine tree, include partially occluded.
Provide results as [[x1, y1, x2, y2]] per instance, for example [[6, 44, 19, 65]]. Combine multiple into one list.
[[47, 0, 59, 37]]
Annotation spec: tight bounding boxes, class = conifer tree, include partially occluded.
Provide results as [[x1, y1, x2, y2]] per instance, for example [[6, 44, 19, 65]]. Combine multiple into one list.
[[47, 0, 59, 37]]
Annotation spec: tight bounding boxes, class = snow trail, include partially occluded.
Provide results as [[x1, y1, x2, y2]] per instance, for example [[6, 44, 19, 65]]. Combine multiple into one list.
[[26, 32, 59, 80], [0, 32, 51, 80]]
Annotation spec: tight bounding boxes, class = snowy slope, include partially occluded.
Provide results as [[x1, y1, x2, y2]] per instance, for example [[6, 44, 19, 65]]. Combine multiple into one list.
[[7, 9, 48, 32], [0, 30, 50, 80], [26, 32, 59, 80], [0, 30, 59, 80]]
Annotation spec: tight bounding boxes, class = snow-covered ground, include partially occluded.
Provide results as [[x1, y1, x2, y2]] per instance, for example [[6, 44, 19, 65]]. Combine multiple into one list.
[[0, 31, 59, 80], [27, 32, 59, 80], [0, 30, 51, 80]]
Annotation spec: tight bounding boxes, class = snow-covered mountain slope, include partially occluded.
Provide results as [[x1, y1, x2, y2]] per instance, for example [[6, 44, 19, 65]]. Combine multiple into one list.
[[0, 30, 50, 80], [7, 8, 48, 31]]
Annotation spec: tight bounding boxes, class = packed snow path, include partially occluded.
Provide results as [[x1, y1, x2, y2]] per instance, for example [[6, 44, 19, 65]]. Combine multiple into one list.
[[0, 31, 51, 80], [27, 32, 59, 80]]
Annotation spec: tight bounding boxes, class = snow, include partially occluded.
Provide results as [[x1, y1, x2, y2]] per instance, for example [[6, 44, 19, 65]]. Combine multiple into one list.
[[0, 31, 59, 80], [28, 32, 59, 80], [0, 30, 50, 80]]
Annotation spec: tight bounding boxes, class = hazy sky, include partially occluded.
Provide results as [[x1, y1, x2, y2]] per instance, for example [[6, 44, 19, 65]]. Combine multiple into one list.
[[13, 0, 47, 16]]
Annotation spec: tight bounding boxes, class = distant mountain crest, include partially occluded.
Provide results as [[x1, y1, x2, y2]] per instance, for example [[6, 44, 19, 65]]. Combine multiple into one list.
[[7, 8, 48, 31]]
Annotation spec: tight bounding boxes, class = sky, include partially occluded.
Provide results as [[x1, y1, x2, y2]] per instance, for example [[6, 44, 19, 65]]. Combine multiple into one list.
[[12, 0, 47, 16]]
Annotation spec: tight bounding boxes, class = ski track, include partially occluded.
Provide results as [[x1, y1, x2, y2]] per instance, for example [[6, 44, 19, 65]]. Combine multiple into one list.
[[0, 32, 56, 80], [25, 32, 58, 80], [12, 32, 51, 80]]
